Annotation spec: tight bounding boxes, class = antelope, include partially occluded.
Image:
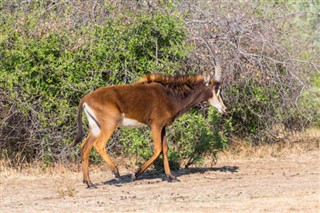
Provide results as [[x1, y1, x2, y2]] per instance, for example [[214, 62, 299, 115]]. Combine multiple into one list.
[[70, 59, 226, 188]]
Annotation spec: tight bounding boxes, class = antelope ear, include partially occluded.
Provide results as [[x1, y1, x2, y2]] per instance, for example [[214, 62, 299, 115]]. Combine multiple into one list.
[[204, 73, 210, 86]]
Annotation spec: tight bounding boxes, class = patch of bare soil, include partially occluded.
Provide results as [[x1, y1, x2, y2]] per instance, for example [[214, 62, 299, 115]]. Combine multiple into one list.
[[1, 146, 319, 212]]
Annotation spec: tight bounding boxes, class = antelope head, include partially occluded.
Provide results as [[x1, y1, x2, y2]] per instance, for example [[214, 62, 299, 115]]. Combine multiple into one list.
[[206, 59, 226, 114], [202, 38, 226, 114]]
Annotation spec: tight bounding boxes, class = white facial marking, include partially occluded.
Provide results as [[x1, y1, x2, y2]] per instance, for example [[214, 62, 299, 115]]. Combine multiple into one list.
[[209, 97, 223, 113], [208, 90, 226, 114], [119, 114, 146, 128], [83, 102, 101, 137], [217, 89, 220, 96]]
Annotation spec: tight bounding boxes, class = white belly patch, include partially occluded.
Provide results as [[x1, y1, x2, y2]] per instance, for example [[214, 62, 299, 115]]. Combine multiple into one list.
[[83, 102, 101, 137], [119, 114, 146, 128]]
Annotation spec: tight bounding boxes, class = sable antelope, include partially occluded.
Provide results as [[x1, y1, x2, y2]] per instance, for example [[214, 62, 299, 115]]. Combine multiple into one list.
[[70, 59, 226, 188]]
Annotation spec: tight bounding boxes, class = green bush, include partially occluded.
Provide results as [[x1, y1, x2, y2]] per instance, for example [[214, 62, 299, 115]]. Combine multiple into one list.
[[169, 108, 232, 168], [297, 74, 320, 128], [1, 0, 317, 168], [0, 7, 228, 167]]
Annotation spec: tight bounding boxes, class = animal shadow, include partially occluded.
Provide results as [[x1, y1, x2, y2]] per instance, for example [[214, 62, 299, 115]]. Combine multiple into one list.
[[100, 166, 239, 187]]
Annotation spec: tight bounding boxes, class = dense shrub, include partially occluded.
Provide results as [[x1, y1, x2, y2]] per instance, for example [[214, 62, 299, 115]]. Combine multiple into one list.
[[0, 0, 318, 167], [182, 0, 319, 140], [297, 74, 320, 128], [169, 108, 232, 168], [0, 3, 224, 167]]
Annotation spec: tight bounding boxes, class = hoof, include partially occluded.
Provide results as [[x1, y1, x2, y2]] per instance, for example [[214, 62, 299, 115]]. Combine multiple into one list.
[[170, 178, 180, 182], [166, 174, 180, 182], [113, 171, 121, 179], [131, 174, 137, 182], [131, 168, 140, 182], [83, 179, 97, 188]]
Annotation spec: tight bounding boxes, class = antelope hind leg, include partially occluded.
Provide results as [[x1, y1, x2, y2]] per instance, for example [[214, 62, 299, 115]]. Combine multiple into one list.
[[80, 133, 96, 188]]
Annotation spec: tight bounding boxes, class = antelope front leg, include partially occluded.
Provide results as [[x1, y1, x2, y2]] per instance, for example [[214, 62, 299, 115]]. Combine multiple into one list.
[[132, 124, 163, 181], [162, 129, 178, 182]]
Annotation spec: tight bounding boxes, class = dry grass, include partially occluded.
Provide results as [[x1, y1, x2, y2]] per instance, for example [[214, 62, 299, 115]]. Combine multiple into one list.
[[218, 128, 320, 162], [1, 129, 319, 176], [56, 186, 77, 197], [0, 160, 80, 178]]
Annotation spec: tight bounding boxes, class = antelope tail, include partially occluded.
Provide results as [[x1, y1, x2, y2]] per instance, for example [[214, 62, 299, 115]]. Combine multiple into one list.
[[69, 101, 84, 148]]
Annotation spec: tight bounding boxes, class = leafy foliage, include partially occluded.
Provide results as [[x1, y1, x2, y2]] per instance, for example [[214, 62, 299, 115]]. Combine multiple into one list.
[[0, 0, 318, 167], [169, 108, 232, 168], [0, 3, 228, 168]]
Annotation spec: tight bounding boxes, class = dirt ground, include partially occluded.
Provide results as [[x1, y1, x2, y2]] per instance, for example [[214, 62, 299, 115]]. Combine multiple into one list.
[[1, 147, 319, 212]]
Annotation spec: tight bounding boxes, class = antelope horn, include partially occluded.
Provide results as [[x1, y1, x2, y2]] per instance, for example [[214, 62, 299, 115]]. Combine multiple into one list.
[[214, 57, 222, 82], [201, 37, 222, 82]]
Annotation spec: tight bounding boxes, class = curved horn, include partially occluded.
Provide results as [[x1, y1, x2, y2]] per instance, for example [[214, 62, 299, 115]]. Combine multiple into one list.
[[201, 37, 222, 82], [214, 57, 222, 82]]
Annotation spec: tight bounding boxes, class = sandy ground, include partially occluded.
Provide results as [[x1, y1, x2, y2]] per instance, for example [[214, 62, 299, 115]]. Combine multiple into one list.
[[1, 149, 319, 213]]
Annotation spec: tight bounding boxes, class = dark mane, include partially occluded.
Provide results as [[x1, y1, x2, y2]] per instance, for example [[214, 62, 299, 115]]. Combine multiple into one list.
[[136, 73, 205, 85], [136, 73, 204, 85], [135, 73, 205, 96]]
